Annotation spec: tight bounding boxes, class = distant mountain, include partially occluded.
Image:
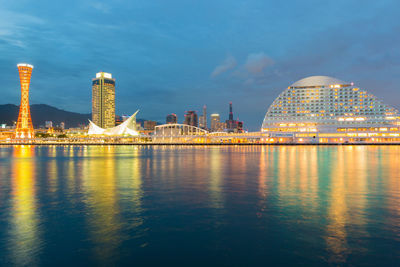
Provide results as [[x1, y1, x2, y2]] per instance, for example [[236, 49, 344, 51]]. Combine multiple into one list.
[[0, 104, 91, 128]]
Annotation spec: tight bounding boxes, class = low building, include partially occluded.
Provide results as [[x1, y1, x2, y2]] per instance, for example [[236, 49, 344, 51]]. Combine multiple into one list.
[[88, 110, 140, 136], [144, 120, 157, 130], [45, 121, 53, 128]]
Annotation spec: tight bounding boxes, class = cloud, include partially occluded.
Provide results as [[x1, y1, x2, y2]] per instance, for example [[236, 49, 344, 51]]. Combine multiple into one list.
[[0, 10, 44, 48], [91, 2, 111, 13], [244, 52, 274, 74], [211, 55, 237, 77]]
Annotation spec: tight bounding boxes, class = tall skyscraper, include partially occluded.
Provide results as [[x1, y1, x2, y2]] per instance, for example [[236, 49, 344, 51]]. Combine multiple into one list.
[[229, 102, 233, 121], [166, 113, 177, 124], [210, 113, 226, 132], [226, 102, 244, 133], [210, 113, 220, 131], [199, 115, 205, 128], [184, 111, 198, 127], [92, 72, 115, 128], [15, 63, 34, 138], [202, 105, 207, 129]]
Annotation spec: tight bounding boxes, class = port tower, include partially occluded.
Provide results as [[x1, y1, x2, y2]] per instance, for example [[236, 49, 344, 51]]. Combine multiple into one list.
[[15, 63, 34, 138]]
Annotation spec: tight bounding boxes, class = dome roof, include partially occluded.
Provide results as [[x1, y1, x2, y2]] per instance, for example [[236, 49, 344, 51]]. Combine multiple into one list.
[[291, 76, 348, 87]]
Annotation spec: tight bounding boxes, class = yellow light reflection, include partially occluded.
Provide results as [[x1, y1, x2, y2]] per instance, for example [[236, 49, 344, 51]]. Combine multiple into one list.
[[82, 146, 122, 262], [209, 147, 224, 210], [10, 145, 41, 266]]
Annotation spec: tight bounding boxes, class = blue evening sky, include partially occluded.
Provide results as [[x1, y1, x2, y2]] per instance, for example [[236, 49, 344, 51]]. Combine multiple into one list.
[[1, 0, 399, 129]]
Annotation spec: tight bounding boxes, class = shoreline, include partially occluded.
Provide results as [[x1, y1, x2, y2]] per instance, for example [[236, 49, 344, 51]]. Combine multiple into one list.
[[1, 142, 400, 146]]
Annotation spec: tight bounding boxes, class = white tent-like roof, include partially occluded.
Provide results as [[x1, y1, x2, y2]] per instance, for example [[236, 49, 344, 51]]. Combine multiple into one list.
[[88, 110, 140, 136]]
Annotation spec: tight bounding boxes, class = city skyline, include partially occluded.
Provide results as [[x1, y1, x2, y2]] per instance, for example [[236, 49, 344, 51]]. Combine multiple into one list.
[[0, 1, 400, 129]]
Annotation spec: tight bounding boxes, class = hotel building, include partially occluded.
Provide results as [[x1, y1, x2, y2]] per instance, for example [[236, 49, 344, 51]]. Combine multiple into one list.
[[92, 72, 115, 128], [261, 76, 400, 143]]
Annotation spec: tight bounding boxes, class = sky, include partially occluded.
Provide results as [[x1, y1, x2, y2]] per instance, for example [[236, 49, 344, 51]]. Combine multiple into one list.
[[1, 0, 400, 130]]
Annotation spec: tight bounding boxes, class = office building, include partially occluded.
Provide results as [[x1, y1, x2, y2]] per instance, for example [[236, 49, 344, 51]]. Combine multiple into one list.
[[199, 115, 205, 129], [199, 105, 207, 129], [210, 113, 224, 132], [225, 102, 244, 133], [184, 111, 198, 127], [92, 72, 115, 128], [210, 113, 219, 130]]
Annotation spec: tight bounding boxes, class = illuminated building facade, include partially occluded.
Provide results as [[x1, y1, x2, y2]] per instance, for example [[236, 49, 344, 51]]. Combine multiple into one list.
[[184, 111, 198, 127], [210, 114, 226, 132], [15, 63, 35, 139], [92, 72, 115, 128], [262, 76, 400, 143], [210, 114, 220, 131]]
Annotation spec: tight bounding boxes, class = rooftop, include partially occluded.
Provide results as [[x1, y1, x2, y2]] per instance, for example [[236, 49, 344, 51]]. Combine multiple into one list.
[[290, 76, 348, 87]]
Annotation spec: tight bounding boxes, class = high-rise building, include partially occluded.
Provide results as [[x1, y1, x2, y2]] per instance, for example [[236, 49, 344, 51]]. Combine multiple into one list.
[[225, 102, 244, 133], [210, 114, 219, 130], [15, 63, 35, 138], [199, 115, 205, 128], [92, 72, 115, 128], [210, 113, 226, 132], [229, 102, 233, 121], [166, 113, 177, 124], [202, 105, 207, 129], [184, 111, 198, 127], [199, 105, 207, 129]]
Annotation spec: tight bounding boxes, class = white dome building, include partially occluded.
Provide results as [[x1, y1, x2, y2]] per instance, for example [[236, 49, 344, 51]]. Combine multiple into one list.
[[261, 76, 400, 143]]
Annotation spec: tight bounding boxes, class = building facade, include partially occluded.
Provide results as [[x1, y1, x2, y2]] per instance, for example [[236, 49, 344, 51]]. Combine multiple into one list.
[[144, 120, 157, 130], [166, 113, 177, 124], [45, 121, 53, 129], [261, 76, 400, 143], [199, 105, 207, 129], [92, 72, 116, 128], [225, 102, 244, 133], [184, 111, 198, 127], [199, 115, 205, 129], [210, 114, 226, 132]]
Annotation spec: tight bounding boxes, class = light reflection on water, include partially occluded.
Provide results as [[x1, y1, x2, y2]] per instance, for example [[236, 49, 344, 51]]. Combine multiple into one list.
[[9, 146, 42, 266], [0, 145, 399, 265]]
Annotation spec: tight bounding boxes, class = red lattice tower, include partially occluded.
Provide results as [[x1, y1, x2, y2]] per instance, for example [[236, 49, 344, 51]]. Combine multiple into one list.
[[15, 63, 35, 139]]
